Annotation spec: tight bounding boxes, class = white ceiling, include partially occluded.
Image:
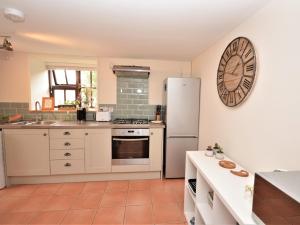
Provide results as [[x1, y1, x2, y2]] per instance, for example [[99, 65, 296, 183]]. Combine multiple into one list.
[[0, 0, 269, 60]]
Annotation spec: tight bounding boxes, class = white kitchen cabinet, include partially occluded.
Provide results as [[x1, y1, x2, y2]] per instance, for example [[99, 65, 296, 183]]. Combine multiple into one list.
[[4, 129, 50, 176], [149, 128, 163, 171], [49, 129, 85, 175], [85, 129, 111, 173], [50, 159, 85, 175]]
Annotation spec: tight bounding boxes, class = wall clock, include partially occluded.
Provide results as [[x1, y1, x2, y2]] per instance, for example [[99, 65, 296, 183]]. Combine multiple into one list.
[[217, 37, 256, 107]]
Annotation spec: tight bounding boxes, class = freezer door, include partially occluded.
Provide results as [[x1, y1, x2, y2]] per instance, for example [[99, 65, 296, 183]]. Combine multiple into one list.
[[166, 78, 200, 137], [165, 137, 198, 178]]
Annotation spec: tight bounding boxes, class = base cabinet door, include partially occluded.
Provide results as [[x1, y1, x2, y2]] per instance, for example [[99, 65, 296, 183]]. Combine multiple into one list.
[[4, 129, 50, 176], [85, 129, 111, 173], [149, 128, 163, 171]]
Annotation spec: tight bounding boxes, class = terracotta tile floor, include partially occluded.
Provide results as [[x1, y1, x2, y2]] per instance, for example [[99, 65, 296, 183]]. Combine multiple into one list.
[[0, 179, 186, 225]]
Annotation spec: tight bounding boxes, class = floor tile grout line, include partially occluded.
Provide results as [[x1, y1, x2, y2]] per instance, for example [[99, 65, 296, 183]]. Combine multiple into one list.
[[123, 185, 130, 224], [0, 179, 185, 225], [89, 208, 97, 225]]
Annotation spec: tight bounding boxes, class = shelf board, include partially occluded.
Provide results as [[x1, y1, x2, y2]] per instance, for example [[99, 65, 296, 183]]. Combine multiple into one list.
[[196, 202, 213, 224], [184, 211, 194, 225], [186, 183, 196, 202]]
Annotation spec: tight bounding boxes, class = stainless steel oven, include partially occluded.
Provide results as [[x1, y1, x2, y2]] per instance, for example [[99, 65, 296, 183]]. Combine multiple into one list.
[[112, 128, 150, 165]]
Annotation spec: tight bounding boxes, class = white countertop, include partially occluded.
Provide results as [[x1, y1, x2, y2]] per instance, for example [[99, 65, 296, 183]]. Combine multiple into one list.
[[187, 151, 256, 225], [0, 121, 165, 129]]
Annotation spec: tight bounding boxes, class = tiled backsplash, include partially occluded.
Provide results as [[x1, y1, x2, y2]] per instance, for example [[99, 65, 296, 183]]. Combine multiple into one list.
[[100, 77, 156, 120], [0, 102, 77, 121], [0, 78, 157, 121]]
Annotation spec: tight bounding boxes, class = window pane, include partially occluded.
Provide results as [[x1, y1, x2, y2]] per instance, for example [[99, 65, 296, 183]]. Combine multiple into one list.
[[54, 90, 64, 106], [80, 70, 91, 87], [55, 69, 66, 84], [66, 70, 76, 84], [91, 89, 97, 108], [66, 90, 76, 103], [91, 71, 97, 87]]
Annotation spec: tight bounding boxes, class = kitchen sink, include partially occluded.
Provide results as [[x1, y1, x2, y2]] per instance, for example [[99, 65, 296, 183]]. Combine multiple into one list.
[[11, 120, 56, 126], [11, 121, 34, 125], [31, 120, 56, 125]]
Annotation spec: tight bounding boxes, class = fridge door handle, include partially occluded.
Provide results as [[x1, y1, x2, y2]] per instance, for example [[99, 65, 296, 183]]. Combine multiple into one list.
[[168, 135, 198, 138]]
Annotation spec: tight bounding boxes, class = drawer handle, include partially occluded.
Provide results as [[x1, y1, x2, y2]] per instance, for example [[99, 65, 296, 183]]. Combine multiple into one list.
[[64, 131, 71, 135], [64, 163, 72, 167], [64, 142, 71, 146], [64, 152, 71, 156], [43, 133, 47, 136]]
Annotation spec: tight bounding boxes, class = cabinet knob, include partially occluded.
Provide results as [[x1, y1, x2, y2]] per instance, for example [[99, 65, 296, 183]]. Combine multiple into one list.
[[64, 142, 71, 146], [64, 163, 71, 167], [85, 133, 88, 136], [64, 152, 71, 156], [43, 133, 47, 136], [64, 131, 71, 135], [150, 132, 154, 135]]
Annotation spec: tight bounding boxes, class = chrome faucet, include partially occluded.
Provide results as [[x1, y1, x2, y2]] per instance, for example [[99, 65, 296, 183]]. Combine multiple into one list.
[[34, 101, 42, 122], [35, 101, 41, 111]]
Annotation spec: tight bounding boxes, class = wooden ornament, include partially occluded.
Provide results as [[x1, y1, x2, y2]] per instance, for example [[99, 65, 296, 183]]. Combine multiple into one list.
[[230, 170, 249, 177], [219, 160, 236, 169]]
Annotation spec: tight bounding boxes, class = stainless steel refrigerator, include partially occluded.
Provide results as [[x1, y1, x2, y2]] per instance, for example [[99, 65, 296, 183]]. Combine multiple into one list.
[[163, 77, 200, 178]]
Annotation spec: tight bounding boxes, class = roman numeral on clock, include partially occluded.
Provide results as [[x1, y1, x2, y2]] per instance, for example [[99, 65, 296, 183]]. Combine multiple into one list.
[[246, 64, 254, 72], [226, 49, 231, 58], [244, 48, 252, 58], [235, 89, 242, 99], [232, 40, 238, 53], [229, 92, 235, 104], [218, 73, 223, 81], [243, 79, 251, 90]]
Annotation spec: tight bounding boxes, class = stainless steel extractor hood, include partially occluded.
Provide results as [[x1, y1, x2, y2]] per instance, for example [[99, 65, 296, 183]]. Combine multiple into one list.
[[112, 65, 150, 78]]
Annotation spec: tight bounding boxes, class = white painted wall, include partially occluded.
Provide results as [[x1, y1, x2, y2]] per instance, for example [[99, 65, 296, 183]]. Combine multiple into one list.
[[0, 52, 30, 102], [192, 0, 300, 172], [97, 57, 191, 104], [0, 53, 191, 107]]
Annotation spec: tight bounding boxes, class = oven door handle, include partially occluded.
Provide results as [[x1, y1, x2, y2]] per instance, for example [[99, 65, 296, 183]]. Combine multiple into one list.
[[112, 138, 149, 142]]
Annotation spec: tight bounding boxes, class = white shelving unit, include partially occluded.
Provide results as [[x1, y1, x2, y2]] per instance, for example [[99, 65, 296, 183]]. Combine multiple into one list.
[[184, 151, 256, 225]]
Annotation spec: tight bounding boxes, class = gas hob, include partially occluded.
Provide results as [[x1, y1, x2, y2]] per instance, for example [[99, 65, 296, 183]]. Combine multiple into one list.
[[113, 118, 149, 124]]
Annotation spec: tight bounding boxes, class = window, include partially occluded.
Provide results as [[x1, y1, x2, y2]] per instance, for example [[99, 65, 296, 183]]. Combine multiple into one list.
[[48, 69, 97, 108]]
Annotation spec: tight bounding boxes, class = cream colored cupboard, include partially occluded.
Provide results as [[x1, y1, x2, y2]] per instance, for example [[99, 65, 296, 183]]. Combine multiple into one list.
[[49, 128, 111, 174], [4, 129, 50, 176], [3, 127, 162, 178], [49, 129, 85, 175], [85, 129, 111, 173], [149, 128, 164, 171]]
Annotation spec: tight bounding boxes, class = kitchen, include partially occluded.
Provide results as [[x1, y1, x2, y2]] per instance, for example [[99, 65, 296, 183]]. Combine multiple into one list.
[[0, 0, 300, 225]]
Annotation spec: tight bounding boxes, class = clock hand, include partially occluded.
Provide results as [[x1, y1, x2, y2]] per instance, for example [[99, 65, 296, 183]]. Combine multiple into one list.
[[224, 77, 241, 83], [226, 72, 240, 76], [231, 62, 240, 74]]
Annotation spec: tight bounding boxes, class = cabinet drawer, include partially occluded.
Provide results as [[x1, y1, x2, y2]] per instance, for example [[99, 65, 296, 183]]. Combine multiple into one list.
[[50, 150, 84, 160], [50, 139, 84, 149], [50, 160, 84, 175], [50, 129, 84, 139]]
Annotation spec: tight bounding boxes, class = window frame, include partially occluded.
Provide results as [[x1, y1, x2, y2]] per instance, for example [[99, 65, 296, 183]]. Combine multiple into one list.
[[48, 69, 96, 108]]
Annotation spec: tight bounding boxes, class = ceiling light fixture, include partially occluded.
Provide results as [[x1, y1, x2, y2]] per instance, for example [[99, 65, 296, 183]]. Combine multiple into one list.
[[4, 8, 25, 23], [0, 36, 13, 51]]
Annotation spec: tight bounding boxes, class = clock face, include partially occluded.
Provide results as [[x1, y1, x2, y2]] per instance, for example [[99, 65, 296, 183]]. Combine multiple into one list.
[[217, 37, 256, 107]]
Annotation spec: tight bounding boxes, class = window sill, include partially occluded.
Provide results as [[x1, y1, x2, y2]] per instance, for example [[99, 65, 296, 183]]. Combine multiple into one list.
[[29, 108, 96, 113], [29, 109, 77, 113]]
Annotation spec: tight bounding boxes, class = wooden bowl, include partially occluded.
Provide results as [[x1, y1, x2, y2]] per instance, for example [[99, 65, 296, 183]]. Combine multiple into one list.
[[219, 160, 236, 169]]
